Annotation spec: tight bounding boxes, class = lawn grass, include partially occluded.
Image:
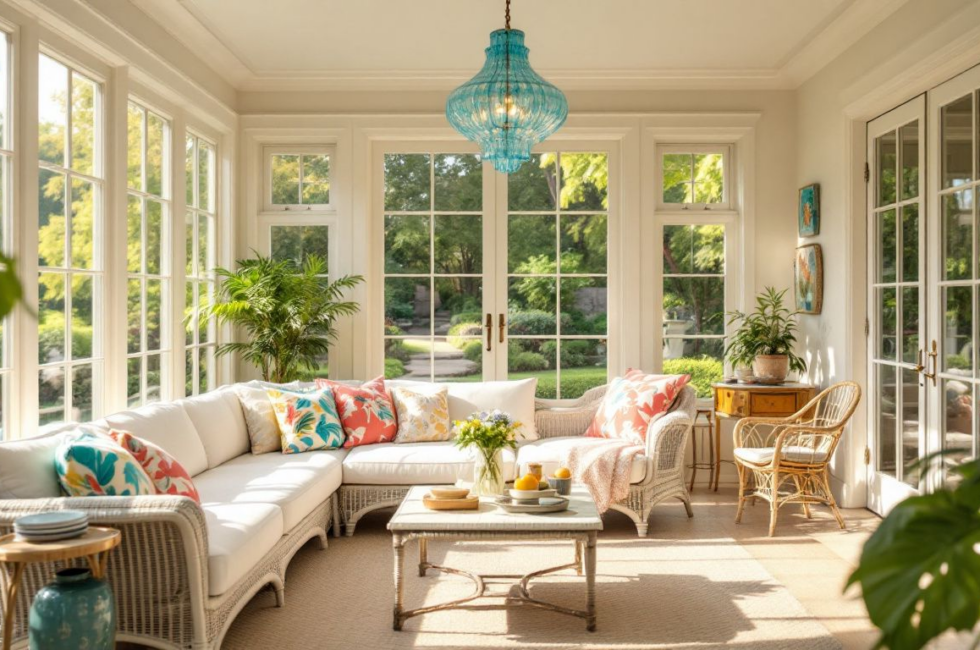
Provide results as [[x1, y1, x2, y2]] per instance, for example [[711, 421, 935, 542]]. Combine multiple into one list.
[[442, 366, 607, 399]]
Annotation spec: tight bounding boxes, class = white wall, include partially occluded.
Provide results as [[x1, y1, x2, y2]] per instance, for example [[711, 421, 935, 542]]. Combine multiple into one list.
[[795, 0, 980, 506]]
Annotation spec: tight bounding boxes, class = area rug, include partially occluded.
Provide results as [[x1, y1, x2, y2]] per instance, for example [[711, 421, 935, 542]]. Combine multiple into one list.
[[223, 505, 841, 650]]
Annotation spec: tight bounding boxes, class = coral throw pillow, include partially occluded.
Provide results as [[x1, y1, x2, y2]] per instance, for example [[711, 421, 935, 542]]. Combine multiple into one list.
[[55, 432, 155, 497], [106, 429, 201, 504], [315, 377, 397, 448], [391, 386, 452, 443], [267, 388, 345, 453], [585, 370, 691, 444]]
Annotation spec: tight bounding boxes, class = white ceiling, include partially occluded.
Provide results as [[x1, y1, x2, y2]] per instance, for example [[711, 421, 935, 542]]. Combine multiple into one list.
[[129, 0, 910, 91]]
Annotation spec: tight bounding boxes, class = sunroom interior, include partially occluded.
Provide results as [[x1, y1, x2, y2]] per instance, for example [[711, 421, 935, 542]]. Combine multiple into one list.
[[0, 0, 979, 649]]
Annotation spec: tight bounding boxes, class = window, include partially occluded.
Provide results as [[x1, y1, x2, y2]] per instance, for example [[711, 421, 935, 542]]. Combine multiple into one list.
[[383, 153, 484, 382], [126, 101, 170, 407], [658, 145, 728, 209], [0, 32, 10, 437], [507, 152, 608, 399], [185, 133, 216, 396], [268, 151, 330, 209], [656, 145, 734, 397], [37, 53, 103, 425]]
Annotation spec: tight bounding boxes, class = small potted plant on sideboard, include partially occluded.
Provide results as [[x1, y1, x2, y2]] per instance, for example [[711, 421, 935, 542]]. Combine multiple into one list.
[[725, 287, 806, 384]]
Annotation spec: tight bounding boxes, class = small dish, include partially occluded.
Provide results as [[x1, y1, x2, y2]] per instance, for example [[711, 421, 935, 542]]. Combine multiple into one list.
[[429, 487, 470, 500], [509, 488, 542, 501]]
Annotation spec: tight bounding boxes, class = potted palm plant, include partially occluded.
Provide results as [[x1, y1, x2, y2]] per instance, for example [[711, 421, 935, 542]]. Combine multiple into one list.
[[725, 287, 806, 384], [203, 253, 363, 383]]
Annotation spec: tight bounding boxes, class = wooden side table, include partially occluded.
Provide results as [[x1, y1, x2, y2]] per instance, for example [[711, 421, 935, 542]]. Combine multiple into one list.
[[0, 527, 121, 650], [711, 382, 816, 492]]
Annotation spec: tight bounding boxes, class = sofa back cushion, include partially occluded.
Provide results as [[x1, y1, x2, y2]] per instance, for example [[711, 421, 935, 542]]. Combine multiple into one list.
[[0, 423, 78, 498], [180, 387, 250, 468], [387, 378, 538, 441], [95, 401, 209, 477]]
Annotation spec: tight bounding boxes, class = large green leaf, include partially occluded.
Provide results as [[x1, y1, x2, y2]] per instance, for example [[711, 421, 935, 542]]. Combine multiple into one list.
[[0, 254, 24, 320], [848, 462, 980, 649]]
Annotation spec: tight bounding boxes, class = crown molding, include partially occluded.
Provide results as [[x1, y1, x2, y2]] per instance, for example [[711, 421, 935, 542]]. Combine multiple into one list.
[[128, 0, 911, 94]]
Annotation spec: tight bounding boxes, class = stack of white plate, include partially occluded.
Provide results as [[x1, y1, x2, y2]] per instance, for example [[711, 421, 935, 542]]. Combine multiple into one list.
[[14, 511, 89, 543]]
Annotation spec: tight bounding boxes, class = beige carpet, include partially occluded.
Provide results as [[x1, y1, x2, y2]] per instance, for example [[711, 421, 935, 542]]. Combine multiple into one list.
[[223, 501, 844, 650]]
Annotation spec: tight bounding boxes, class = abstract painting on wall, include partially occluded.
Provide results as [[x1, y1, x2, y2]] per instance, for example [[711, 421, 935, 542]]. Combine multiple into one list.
[[798, 183, 820, 237], [795, 244, 823, 314]]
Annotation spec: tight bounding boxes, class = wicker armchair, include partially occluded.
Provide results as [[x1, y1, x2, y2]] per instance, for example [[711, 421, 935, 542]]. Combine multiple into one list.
[[733, 381, 861, 536]]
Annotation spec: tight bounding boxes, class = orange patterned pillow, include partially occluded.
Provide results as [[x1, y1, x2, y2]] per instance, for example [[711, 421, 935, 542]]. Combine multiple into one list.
[[315, 377, 397, 448], [105, 429, 200, 504], [585, 370, 690, 444]]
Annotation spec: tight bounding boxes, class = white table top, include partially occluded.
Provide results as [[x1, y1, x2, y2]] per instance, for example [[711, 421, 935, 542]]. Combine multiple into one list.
[[388, 485, 603, 533]]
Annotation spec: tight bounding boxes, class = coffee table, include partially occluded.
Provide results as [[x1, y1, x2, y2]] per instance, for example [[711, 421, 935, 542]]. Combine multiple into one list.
[[388, 485, 602, 631]]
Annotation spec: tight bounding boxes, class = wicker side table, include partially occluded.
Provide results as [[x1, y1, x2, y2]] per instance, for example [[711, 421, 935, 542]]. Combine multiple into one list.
[[0, 527, 120, 650]]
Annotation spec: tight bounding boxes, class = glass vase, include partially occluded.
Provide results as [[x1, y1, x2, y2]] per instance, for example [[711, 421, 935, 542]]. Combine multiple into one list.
[[471, 448, 504, 497]]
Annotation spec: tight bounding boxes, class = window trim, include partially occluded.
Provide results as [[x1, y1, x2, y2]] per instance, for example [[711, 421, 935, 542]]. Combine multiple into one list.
[[262, 144, 335, 212], [656, 144, 732, 212]]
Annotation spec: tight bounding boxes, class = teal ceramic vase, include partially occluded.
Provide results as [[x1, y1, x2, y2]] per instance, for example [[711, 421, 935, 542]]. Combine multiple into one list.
[[29, 567, 116, 650]]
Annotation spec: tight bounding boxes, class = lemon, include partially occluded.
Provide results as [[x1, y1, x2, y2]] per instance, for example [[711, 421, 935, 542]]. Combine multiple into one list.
[[555, 467, 572, 479], [514, 474, 539, 491]]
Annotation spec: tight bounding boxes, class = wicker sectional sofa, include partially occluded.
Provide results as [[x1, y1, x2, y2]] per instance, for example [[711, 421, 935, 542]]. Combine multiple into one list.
[[0, 379, 695, 649]]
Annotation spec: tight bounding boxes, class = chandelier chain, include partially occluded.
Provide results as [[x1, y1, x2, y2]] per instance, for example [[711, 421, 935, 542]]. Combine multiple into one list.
[[505, 0, 511, 30]]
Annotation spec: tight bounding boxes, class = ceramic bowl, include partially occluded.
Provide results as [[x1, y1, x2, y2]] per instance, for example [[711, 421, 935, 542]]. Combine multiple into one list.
[[508, 489, 542, 501]]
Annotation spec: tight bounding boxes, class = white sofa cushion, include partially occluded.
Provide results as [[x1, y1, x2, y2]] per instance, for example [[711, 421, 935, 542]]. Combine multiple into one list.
[[734, 446, 829, 465], [194, 450, 345, 529], [387, 378, 538, 441], [94, 402, 209, 477], [516, 436, 648, 484], [203, 502, 283, 597], [341, 441, 517, 485], [179, 387, 250, 469], [0, 423, 78, 498]]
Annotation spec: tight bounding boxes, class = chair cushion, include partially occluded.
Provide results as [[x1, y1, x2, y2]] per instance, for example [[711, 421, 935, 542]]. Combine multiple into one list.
[[267, 387, 345, 453], [203, 502, 283, 597], [95, 402, 209, 477], [0, 423, 78, 498], [179, 388, 250, 468], [341, 441, 517, 485], [734, 446, 829, 465], [516, 436, 648, 484], [193, 450, 345, 529], [586, 370, 690, 444], [54, 433, 156, 497], [315, 376, 397, 448]]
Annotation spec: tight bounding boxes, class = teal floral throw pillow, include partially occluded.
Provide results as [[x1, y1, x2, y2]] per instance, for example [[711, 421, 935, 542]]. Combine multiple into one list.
[[55, 432, 155, 497], [267, 387, 345, 453]]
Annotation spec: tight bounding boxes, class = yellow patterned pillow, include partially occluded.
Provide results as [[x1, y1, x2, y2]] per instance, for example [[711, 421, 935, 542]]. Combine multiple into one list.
[[391, 386, 452, 443]]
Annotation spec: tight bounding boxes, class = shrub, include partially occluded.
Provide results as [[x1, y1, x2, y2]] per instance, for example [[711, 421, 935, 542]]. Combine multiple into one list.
[[385, 339, 412, 362], [450, 311, 482, 327], [508, 310, 555, 335], [447, 321, 482, 348], [510, 352, 549, 372], [387, 303, 415, 321], [385, 358, 406, 379], [462, 339, 483, 363], [663, 356, 723, 398]]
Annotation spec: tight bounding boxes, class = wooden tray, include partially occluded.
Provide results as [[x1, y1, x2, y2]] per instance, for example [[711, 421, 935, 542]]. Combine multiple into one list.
[[423, 494, 480, 511], [494, 496, 569, 514]]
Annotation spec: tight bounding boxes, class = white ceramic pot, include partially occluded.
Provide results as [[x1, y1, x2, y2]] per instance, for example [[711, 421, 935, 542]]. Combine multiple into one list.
[[752, 355, 790, 384], [734, 366, 755, 383]]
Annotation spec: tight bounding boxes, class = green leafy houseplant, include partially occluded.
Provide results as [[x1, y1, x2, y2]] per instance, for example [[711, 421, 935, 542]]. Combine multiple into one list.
[[203, 253, 363, 383], [454, 410, 523, 496], [724, 287, 807, 377], [848, 457, 980, 650], [0, 254, 29, 320]]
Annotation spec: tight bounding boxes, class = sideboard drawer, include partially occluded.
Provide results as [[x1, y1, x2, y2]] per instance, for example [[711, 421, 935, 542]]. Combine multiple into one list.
[[715, 388, 748, 416], [749, 393, 798, 415]]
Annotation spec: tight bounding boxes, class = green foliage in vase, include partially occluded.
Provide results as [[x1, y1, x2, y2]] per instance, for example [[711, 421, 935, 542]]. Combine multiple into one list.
[[203, 253, 362, 383], [848, 457, 980, 650], [455, 410, 523, 488], [724, 287, 807, 373]]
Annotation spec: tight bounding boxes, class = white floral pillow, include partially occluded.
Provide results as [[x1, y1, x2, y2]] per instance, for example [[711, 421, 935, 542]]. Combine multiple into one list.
[[391, 386, 452, 443]]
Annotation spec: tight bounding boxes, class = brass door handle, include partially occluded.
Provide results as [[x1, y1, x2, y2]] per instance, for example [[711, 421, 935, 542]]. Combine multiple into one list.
[[923, 339, 938, 386], [914, 349, 925, 374], [485, 313, 492, 352], [498, 313, 506, 344]]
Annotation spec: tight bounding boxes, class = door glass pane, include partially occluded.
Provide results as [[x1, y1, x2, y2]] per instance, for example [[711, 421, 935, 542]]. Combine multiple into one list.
[[384, 154, 430, 211], [434, 154, 481, 211], [877, 130, 897, 207], [508, 338, 556, 397], [509, 215, 555, 272], [72, 363, 95, 422], [561, 215, 607, 274], [943, 191, 973, 281], [942, 94, 972, 189], [944, 286, 973, 373], [509, 153, 556, 211], [877, 364, 896, 477], [901, 287, 919, 365], [127, 357, 141, 407], [385, 215, 429, 274], [901, 204, 919, 282], [943, 379, 973, 467], [38, 368, 65, 426], [879, 209, 897, 282], [900, 121, 919, 200], [879, 288, 896, 360], [434, 215, 482, 274], [900, 368, 920, 487], [560, 153, 609, 210]]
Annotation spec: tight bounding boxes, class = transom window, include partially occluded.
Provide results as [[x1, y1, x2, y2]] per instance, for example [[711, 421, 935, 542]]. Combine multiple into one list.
[[185, 133, 217, 396], [658, 145, 729, 209], [126, 101, 171, 407], [37, 53, 103, 425], [267, 149, 331, 209]]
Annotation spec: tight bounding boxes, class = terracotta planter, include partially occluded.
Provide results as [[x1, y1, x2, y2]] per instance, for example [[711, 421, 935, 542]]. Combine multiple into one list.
[[752, 355, 790, 384]]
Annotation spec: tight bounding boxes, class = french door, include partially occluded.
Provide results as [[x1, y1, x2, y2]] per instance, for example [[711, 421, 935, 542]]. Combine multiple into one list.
[[867, 65, 980, 514], [379, 144, 613, 400]]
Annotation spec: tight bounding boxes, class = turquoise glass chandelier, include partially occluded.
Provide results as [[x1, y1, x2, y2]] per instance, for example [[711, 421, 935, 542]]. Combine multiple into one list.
[[446, 0, 568, 173]]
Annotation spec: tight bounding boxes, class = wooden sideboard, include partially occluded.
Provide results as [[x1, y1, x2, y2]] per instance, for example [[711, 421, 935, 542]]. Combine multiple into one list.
[[710, 382, 817, 492]]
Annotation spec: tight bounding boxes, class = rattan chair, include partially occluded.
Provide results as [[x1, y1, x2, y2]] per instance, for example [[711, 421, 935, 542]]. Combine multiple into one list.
[[733, 381, 861, 536]]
